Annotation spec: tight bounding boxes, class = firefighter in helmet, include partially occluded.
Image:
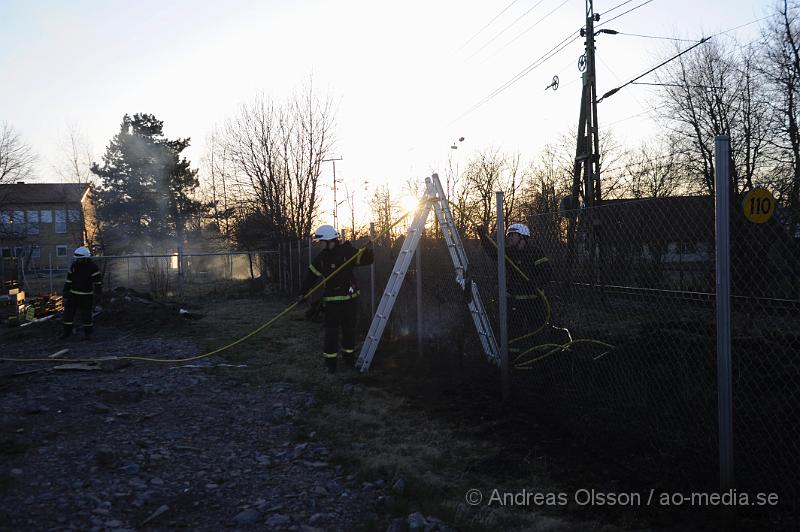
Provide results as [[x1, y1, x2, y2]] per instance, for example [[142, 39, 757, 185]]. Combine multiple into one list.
[[60, 246, 102, 340], [479, 222, 570, 352], [301, 225, 374, 373]]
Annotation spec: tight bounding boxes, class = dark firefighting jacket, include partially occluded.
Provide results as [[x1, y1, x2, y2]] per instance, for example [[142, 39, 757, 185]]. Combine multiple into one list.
[[479, 233, 551, 300], [303, 242, 374, 301], [63, 259, 102, 296]]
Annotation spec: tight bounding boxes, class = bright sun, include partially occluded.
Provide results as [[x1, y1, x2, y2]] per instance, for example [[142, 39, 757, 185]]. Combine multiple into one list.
[[400, 196, 420, 214]]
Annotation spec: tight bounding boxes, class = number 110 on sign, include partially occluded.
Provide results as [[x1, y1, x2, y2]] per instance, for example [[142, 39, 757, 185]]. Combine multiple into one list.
[[743, 188, 775, 224]]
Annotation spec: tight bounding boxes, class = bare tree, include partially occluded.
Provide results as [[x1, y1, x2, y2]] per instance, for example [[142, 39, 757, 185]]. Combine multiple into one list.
[[369, 185, 398, 245], [443, 154, 478, 235], [464, 148, 522, 231], [343, 183, 357, 239], [520, 130, 626, 218], [521, 141, 573, 216], [54, 123, 93, 184], [619, 140, 684, 198], [0, 122, 35, 185], [199, 131, 238, 242], [658, 38, 771, 197], [761, 0, 800, 232], [221, 84, 336, 242]]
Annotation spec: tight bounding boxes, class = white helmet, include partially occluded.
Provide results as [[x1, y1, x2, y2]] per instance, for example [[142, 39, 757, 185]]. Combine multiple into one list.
[[73, 246, 91, 258], [313, 224, 339, 242], [507, 223, 530, 237]]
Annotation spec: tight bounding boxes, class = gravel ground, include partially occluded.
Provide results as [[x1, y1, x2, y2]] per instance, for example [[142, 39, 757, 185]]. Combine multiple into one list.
[[0, 326, 388, 531]]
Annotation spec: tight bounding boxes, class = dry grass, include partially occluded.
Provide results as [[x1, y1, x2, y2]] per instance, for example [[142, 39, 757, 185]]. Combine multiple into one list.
[[191, 296, 606, 531]]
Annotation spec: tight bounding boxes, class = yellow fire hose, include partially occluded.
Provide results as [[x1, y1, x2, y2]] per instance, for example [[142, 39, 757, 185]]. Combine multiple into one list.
[[478, 229, 614, 367], [478, 230, 553, 344], [1, 213, 411, 365], [2, 201, 612, 369]]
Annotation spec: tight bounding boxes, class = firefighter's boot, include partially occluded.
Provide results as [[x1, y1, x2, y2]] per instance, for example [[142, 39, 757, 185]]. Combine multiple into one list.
[[324, 356, 338, 374], [341, 349, 355, 368]]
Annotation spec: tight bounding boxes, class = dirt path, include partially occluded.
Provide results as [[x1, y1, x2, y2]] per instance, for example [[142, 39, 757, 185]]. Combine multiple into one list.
[[0, 326, 385, 531]]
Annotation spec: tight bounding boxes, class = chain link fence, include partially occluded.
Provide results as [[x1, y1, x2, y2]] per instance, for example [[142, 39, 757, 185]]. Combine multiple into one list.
[[7, 246, 323, 300], [355, 182, 799, 512]]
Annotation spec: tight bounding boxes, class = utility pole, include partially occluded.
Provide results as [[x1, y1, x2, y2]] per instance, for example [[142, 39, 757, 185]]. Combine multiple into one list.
[[322, 157, 343, 229], [572, 0, 602, 208], [568, 0, 603, 285]]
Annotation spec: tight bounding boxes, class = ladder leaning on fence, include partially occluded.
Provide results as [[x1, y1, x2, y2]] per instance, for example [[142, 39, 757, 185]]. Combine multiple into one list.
[[357, 174, 499, 372]]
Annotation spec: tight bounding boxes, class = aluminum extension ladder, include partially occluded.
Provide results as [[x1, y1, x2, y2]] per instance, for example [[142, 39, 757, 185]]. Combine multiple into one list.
[[356, 174, 499, 372]]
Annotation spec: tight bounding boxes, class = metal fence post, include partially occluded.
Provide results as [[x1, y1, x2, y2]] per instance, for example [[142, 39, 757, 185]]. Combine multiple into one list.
[[297, 239, 302, 292], [497, 191, 510, 402], [715, 134, 734, 491], [288, 241, 293, 295], [278, 244, 283, 291], [370, 222, 375, 318], [178, 246, 184, 297], [416, 229, 423, 360]]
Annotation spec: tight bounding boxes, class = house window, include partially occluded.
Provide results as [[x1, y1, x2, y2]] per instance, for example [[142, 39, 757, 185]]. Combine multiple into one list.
[[40, 210, 52, 223], [0, 247, 10, 258], [56, 245, 68, 257], [55, 210, 67, 233], [13, 246, 24, 258], [13, 211, 25, 235], [30, 245, 41, 258], [0, 212, 9, 230], [681, 242, 697, 255], [68, 209, 80, 223], [27, 210, 39, 235]]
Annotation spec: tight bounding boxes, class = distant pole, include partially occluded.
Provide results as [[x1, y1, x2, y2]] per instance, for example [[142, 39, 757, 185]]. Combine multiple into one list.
[[370, 222, 376, 318], [715, 134, 734, 491], [497, 192, 510, 402], [333, 160, 338, 230], [48, 253, 53, 293], [322, 156, 344, 230]]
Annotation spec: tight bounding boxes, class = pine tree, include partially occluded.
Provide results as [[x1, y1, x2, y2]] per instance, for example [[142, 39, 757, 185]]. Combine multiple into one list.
[[92, 113, 205, 251]]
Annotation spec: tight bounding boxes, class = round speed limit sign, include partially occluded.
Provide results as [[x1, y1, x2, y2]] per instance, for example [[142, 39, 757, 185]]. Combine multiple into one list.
[[743, 187, 775, 224]]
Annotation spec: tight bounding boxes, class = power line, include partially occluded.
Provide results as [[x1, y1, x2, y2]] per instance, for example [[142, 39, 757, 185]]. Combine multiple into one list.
[[601, 0, 637, 16], [603, 105, 669, 127], [489, 0, 573, 59], [708, 15, 770, 38], [597, 0, 656, 27], [597, 14, 771, 103], [456, 0, 521, 53], [617, 31, 697, 43], [467, 0, 550, 60], [630, 81, 724, 90], [602, 151, 676, 174], [597, 37, 710, 103], [452, 30, 581, 123]]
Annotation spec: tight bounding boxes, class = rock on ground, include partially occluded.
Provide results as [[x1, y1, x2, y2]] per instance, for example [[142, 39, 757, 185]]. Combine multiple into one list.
[[0, 326, 384, 531]]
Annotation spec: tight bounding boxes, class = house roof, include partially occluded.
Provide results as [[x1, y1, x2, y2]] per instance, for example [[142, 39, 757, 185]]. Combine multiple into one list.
[[0, 183, 90, 205], [595, 196, 715, 244]]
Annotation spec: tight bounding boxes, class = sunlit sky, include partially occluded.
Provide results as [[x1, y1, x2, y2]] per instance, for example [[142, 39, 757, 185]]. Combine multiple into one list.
[[1, 0, 769, 223]]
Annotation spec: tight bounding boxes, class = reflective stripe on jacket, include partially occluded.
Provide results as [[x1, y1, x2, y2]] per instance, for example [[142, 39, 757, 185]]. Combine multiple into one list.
[[303, 242, 373, 301], [63, 259, 101, 295]]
